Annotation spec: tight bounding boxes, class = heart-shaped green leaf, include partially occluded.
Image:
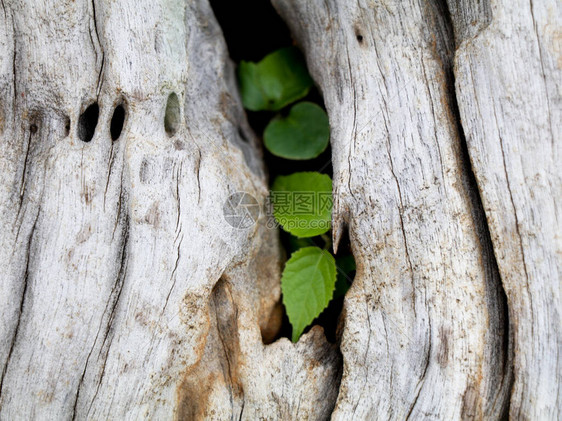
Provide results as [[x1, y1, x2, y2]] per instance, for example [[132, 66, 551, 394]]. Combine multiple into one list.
[[281, 246, 337, 342], [271, 172, 332, 238], [238, 47, 314, 111], [264, 102, 330, 160]]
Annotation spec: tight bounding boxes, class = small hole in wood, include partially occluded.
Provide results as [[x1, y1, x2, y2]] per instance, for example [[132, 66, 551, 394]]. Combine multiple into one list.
[[164, 92, 180, 137], [64, 116, 71, 137], [30, 124, 38, 134], [78, 102, 99, 143], [356, 34, 364, 43], [110, 104, 126, 141]]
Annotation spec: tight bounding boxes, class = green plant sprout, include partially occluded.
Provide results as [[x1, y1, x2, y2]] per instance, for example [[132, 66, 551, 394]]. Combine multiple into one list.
[[265, 102, 330, 160], [238, 46, 354, 342]]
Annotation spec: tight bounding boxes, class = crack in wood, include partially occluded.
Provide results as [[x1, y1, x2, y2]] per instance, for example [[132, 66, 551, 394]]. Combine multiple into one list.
[[0, 206, 40, 400], [75, 219, 130, 420]]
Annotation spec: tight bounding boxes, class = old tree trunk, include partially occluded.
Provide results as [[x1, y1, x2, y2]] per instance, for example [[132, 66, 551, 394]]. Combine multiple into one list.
[[0, 0, 559, 419]]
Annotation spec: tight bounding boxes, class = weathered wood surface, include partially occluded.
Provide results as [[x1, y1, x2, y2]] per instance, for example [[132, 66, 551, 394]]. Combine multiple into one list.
[[273, 0, 550, 419], [0, 0, 340, 419], [449, 0, 561, 418], [1, 0, 560, 419], [273, 0, 560, 419]]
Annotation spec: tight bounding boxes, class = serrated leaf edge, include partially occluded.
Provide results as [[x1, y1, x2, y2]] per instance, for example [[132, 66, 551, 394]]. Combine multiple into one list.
[[281, 246, 337, 342]]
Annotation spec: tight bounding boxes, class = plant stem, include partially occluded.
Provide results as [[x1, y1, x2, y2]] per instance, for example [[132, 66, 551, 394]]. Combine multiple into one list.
[[321, 233, 332, 251]]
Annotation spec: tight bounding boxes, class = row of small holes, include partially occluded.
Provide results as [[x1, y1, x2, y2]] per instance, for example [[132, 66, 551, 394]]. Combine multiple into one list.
[[77, 102, 126, 143], [74, 93, 178, 143]]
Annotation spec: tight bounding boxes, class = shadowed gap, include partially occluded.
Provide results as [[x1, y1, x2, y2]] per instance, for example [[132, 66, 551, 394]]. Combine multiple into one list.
[[209, 0, 349, 345], [438, 0, 512, 418]]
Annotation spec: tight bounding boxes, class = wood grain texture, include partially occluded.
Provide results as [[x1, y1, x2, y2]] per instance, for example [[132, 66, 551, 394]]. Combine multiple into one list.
[[0, 0, 340, 418], [272, 0, 512, 419], [2, 0, 559, 418], [450, 0, 562, 418]]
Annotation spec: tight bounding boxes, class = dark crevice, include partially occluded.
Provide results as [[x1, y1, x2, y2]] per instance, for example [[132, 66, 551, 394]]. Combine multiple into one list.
[[211, 0, 332, 178], [318, 228, 355, 344], [238, 400, 245, 421], [112, 166, 126, 240], [96, 54, 105, 98], [237, 127, 248, 143], [210, 0, 346, 342], [209, 0, 291, 63], [90, 0, 101, 47], [18, 125, 35, 205], [89, 0, 105, 97], [439, 1, 513, 417], [160, 232, 183, 318], [17, 118, 40, 217], [78, 102, 99, 143], [209, 1, 346, 418], [455, 104, 514, 419]]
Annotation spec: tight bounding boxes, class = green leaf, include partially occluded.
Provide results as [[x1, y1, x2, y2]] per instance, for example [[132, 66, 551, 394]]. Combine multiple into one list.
[[333, 254, 356, 299], [238, 47, 314, 111], [281, 247, 337, 342], [264, 102, 330, 160], [271, 172, 332, 238]]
